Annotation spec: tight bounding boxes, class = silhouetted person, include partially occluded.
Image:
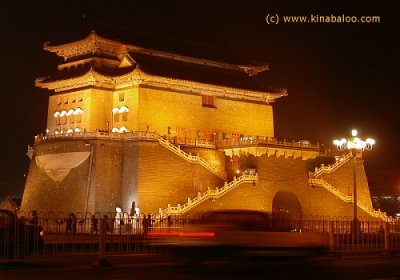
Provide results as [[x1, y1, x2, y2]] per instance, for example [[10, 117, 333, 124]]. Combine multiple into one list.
[[142, 214, 150, 237], [66, 214, 73, 234], [30, 210, 39, 225], [71, 213, 77, 234], [103, 215, 110, 233], [91, 215, 98, 234]]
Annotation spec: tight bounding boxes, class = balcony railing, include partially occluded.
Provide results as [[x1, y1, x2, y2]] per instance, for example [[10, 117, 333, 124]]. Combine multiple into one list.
[[216, 137, 319, 151], [34, 131, 319, 152], [34, 131, 158, 144]]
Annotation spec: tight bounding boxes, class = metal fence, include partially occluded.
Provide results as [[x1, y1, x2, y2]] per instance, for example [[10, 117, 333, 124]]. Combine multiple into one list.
[[2, 211, 400, 260]]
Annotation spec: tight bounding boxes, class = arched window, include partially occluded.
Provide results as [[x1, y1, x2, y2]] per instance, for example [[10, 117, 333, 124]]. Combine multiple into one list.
[[53, 108, 83, 127], [112, 126, 128, 133], [112, 106, 129, 123]]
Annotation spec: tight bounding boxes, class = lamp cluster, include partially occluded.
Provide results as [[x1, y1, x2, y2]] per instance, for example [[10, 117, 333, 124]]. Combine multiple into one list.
[[333, 129, 375, 151]]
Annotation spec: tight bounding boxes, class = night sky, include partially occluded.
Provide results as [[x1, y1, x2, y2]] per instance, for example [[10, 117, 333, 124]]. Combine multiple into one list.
[[0, 0, 399, 198]]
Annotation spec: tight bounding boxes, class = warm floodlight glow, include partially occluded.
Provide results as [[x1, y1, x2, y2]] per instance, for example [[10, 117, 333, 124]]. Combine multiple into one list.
[[116, 207, 122, 213], [66, 109, 74, 116], [333, 129, 375, 234], [74, 107, 84, 115], [112, 106, 130, 114], [112, 126, 128, 133], [333, 130, 375, 151]]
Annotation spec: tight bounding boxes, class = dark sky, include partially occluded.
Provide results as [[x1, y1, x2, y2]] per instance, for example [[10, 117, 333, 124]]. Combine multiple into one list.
[[0, 0, 399, 197]]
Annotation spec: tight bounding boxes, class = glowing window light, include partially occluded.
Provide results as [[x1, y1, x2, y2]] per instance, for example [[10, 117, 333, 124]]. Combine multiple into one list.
[[112, 126, 128, 133], [112, 107, 120, 114], [112, 106, 129, 114], [66, 109, 74, 116], [60, 110, 67, 117], [74, 128, 80, 133], [66, 129, 73, 133], [54, 111, 60, 118], [74, 108, 84, 115], [120, 105, 129, 113]]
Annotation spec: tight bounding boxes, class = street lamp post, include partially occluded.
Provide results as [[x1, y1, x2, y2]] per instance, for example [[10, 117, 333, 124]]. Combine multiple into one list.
[[333, 129, 375, 240]]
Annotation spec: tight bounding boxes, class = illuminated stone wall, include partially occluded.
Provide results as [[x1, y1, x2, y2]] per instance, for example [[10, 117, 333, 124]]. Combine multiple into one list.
[[137, 86, 274, 137], [21, 140, 92, 214], [22, 139, 375, 219], [47, 86, 141, 134], [47, 88, 91, 132], [21, 139, 224, 215], [320, 158, 373, 209], [136, 142, 224, 214], [190, 155, 373, 219], [111, 87, 139, 132]]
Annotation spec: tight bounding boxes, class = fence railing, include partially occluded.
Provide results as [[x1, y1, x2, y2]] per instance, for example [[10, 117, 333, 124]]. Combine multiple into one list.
[[2, 211, 400, 260]]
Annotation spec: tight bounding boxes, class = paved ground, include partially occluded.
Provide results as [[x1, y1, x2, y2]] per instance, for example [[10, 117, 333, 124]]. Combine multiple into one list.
[[1, 252, 400, 280]]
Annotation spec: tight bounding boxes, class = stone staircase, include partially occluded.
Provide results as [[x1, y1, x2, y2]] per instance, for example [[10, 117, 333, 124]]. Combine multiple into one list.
[[308, 152, 391, 221], [161, 174, 258, 215], [309, 178, 392, 222], [156, 135, 226, 180], [310, 152, 352, 178]]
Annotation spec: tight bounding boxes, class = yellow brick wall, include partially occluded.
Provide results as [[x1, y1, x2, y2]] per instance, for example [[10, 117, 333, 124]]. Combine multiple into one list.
[[89, 89, 107, 131], [138, 86, 274, 137], [21, 140, 92, 214], [321, 159, 373, 209], [188, 155, 373, 219], [21, 139, 375, 220], [47, 86, 141, 134], [92, 140, 125, 213], [47, 89, 91, 133], [137, 141, 224, 214], [111, 86, 139, 131]]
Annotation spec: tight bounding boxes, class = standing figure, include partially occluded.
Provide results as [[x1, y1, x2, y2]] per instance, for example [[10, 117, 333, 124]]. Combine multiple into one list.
[[142, 214, 149, 237], [71, 213, 77, 234], [103, 215, 110, 234], [91, 215, 98, 234], [30, 210, 39, 225], [66, 214, 73, 234]]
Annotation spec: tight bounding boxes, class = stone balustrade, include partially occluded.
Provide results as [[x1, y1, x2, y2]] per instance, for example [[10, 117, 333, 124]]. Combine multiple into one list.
[[33, 130, 226, 180], [310, 153, 352, 178], [34, 130, 158, 144], [309, 178, 392, 222], [162, 174, 258, 215], [156, 136, 226, 180], [216, 137, 319, 151]]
